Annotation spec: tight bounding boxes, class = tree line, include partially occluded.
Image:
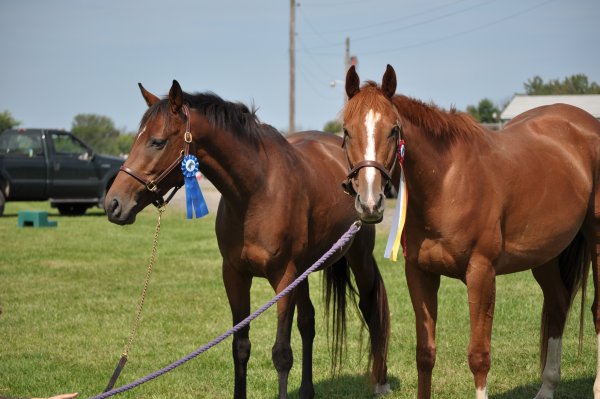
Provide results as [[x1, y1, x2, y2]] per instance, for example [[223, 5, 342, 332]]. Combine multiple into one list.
[[323, 73, 600, 133], [2, 74, 599, 150]]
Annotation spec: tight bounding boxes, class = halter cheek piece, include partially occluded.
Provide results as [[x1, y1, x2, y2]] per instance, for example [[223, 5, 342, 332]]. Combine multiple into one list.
[[341, 122, 401, 197], [118, 105, 193, 208]]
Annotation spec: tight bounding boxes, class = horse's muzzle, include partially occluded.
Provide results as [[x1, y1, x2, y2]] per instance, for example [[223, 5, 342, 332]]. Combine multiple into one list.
[[355, 192, 385, 224], [105, 196, 138, 225]]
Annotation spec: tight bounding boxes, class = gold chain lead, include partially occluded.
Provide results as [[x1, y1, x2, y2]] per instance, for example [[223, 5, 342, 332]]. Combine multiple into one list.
[[122, 206, 164, 358]]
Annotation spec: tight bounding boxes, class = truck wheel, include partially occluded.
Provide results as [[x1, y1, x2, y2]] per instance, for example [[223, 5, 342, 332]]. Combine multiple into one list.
[[57, 204, 88, 216], [0, 190, 5, 217]]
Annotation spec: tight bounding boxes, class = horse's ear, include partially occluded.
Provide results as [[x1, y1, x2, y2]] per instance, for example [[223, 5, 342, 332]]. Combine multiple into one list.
[[345, 65, 360, 99], [168, 80, 184, 114], [138, 83, 160, 107], [381, 64, 397, 99]]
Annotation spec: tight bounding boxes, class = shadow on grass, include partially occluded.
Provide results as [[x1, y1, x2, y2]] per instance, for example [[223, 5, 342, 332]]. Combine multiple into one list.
[[283, 374, 401, 399], [490, 376, 594, 399]]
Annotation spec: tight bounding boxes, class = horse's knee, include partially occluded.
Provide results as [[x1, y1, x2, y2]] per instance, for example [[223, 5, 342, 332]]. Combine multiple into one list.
[[416, 343, 436, 373], [233, 335, 251, 365], [272, 342, 293, 373], [468, 349, 491, 376]]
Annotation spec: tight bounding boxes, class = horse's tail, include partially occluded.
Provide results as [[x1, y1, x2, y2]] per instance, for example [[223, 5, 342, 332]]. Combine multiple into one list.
[[362, 256, 390, 385], [540, 231, 591, 370], [323, 255, 390, 382], [323, 256, 356, 374]]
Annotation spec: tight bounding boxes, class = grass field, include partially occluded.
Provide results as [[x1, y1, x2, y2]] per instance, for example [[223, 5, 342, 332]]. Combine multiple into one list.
[[0, 201, 597, 398]]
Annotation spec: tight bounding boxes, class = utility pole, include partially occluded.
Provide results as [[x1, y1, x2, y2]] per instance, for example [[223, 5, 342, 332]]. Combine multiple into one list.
[[344, 37, 350, 102], [289, 0, 296, 135]]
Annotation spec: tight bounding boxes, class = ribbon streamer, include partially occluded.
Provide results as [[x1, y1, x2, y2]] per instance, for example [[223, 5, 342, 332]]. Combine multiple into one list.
[[181, 155, 209, 219], [384, 140, 407, 262]]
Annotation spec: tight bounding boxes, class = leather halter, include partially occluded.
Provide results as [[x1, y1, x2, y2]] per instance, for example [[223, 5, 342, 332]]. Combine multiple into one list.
[[342, 159, 394, 197], [342, 124, 400, 197], [118, 105, 193, 207]]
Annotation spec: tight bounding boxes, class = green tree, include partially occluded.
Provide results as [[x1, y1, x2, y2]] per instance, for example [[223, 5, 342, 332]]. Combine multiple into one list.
[[71, 113, 120, 155], [466, 98, 500, 123], [115, 133, 135, 156], [323, 119, 342, 134], [0, 110, 21, 132], [524, 74, 600, 95]]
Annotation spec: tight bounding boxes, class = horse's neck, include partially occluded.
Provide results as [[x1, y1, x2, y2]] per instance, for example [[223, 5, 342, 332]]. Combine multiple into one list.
[[403, 124, 456, 205], [193, 125, 276, 207]]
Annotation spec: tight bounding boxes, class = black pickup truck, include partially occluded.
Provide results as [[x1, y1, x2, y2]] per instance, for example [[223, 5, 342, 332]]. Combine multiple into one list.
[[0, 128, 124, 216]]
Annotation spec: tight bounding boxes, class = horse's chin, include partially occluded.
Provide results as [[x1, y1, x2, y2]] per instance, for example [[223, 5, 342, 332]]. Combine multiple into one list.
[[108, 212, 138, 226], [360, 212, 384, 224]]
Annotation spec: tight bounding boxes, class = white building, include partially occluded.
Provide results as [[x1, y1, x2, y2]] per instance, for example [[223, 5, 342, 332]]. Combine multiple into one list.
[[501, 94, 600, 124]]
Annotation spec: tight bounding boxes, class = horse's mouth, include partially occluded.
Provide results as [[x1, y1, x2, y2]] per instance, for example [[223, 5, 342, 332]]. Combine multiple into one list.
[[360, 212, 384, 224], [108, 213, 138, 226]]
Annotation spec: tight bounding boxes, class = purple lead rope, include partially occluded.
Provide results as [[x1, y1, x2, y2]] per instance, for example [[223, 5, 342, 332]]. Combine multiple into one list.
[[87, 221, 361, 399]]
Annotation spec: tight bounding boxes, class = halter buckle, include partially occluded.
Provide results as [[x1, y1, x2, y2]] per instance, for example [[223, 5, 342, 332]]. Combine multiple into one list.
[[184, 131, 192, 143], [146, 181, 158, 192]]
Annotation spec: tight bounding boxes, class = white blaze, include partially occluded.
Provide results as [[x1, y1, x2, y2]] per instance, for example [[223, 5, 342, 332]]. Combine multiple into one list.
[[475, 387, 488, 399], [363, 109, 381, 204], [136, 125, 147, 141]]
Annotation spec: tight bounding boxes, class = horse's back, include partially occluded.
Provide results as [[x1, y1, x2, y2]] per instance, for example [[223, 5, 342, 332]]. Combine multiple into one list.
[[504, 103, 600, 140], [287, 130, 347, 177]]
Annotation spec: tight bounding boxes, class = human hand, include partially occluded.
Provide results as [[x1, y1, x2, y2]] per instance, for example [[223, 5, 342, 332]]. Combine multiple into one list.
[[33, 393, 79, 399]]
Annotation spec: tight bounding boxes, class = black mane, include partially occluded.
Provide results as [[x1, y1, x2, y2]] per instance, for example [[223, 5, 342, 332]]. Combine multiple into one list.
[[140, 91, 269, 144]]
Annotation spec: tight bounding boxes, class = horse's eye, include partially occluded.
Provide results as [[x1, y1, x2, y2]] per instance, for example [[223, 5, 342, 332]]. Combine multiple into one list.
[[149, 138, 167, 149], [390, 125, 400, 138]]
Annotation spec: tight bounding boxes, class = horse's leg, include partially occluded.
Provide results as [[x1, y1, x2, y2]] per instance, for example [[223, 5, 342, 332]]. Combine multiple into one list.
[[530, 259, 569, 399], [593, 239, 600, 399], [405, 261, 440, 399], [223, 263, 252, 399], [346, 246, 390, 395], [465, 253, 496, 399], [590, 222, 600, 398], [295, 280, 316, 399], [270, 270, 298, 399]]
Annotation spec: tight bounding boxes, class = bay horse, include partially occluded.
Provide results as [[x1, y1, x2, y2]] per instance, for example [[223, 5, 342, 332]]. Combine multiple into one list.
[[340, 64, 600, 399], [104, 80, 391, 398]]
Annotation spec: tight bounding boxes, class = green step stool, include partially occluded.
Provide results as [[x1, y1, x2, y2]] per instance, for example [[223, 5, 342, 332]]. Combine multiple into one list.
[[18, 210, 58, 228]]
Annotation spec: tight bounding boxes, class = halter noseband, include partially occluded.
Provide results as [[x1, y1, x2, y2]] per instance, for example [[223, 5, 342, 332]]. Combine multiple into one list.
[[342, 122, 401, 197], [118, 104, 193, 207]]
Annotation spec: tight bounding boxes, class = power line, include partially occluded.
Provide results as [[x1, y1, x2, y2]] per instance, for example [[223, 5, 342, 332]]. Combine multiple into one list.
[[314, 0, 473, 35], [306, 0, 499, 50], [356, 0, 557, 55]]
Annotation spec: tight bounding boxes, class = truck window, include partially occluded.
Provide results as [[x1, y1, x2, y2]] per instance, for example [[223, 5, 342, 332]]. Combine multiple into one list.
[[0, 131, 44, 157], [52, 132, 90, 160]]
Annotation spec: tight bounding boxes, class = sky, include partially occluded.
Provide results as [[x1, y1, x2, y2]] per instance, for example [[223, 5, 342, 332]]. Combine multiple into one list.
[[1, 0, 599, 135]]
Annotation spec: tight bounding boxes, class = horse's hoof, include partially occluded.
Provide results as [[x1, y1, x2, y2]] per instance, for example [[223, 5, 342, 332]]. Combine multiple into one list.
[[373, 382, 391, 396]]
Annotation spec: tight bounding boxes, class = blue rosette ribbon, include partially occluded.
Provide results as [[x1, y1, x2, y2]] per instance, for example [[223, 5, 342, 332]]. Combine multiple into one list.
[[181, 154, 209, 219]]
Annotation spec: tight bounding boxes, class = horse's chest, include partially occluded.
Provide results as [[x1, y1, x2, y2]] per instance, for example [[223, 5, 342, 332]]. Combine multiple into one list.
[[413, 239, 465, 277]]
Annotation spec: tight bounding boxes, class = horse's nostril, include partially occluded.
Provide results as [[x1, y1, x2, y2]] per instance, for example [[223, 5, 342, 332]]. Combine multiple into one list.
[[107, 197, 120, 216]]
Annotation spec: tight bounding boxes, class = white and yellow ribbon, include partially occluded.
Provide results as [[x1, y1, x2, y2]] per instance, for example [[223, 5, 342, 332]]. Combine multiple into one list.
[[384, 165, 407, 261], [384, 139, 407, 262]]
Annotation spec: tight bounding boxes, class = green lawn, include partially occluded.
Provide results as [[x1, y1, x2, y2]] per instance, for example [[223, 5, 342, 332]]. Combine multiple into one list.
[[0, 201, 596, 398]]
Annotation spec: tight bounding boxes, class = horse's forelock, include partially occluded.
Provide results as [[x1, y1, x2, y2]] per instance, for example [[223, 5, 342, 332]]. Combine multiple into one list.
[[343, 84, 396, 127], [138, 99, 169, 132]]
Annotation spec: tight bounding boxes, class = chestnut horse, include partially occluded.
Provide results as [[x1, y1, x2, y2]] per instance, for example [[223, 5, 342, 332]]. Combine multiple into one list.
[[104, 80, 391, 398], [340, 65, 600, 399]]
